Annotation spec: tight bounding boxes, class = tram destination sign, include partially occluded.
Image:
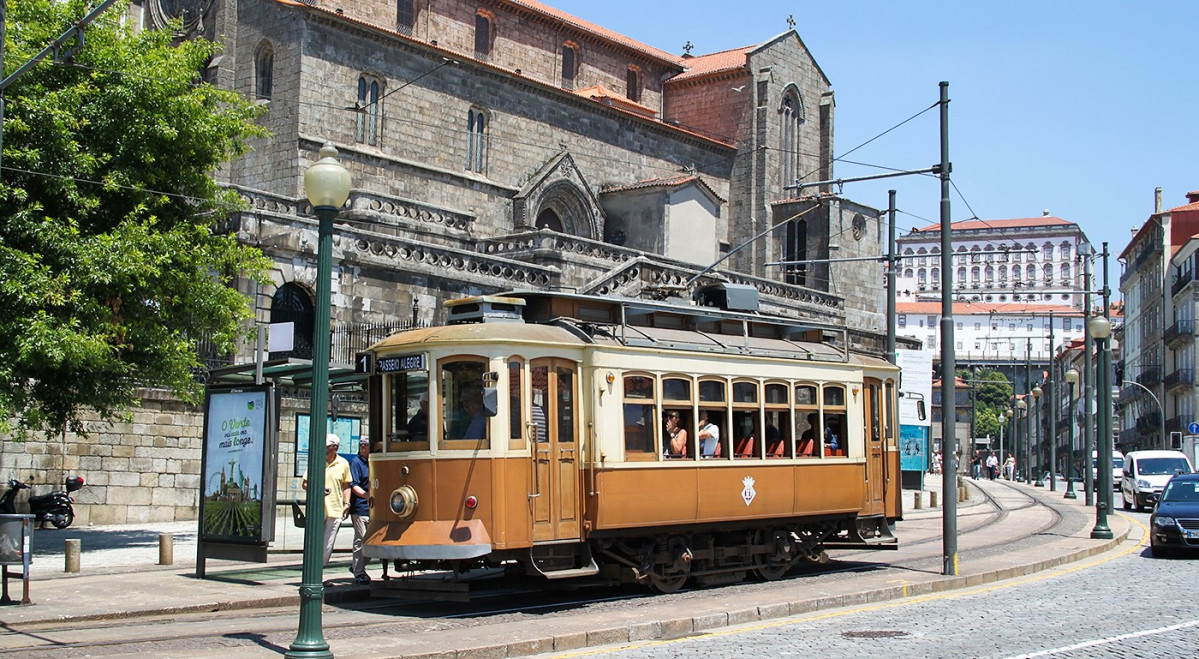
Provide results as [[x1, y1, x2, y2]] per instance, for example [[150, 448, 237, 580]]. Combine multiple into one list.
[[376, 353, 426, 374]]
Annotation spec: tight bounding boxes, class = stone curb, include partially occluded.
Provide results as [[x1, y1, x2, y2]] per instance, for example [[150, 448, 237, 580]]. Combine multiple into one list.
[[398, 517, 1131, 659]]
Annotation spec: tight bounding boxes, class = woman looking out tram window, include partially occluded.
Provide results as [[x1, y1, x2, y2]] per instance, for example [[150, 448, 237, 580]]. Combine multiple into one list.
[[665, 412, 688, 458]]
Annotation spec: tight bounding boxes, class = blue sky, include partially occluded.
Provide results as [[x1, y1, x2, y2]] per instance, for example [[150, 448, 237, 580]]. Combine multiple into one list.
[[552, 1, 1196, 268]]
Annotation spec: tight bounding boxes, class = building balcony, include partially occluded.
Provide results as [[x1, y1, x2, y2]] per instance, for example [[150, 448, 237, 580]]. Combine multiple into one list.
[[1164, 319, 1194, 347], [1166, 415, 1187, 434], [1135, 411, 1162, 433], [1137, 367, 1161, 388], [1164, 368, 1194, 391], [1118, 386, 1142, 406], [1172, 270, 1196, 297], [1118, 427, 1139, 446]]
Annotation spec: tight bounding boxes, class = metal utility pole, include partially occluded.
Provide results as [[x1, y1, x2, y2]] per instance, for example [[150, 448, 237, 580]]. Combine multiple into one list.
[[887, 190, 897, 365], [1091, 243, 1114, 540], [1082, 248, 1095, 506], [1048, 310, 1057, 491], [1025, 339, 1033, 484], [936, 81, 957, 577]]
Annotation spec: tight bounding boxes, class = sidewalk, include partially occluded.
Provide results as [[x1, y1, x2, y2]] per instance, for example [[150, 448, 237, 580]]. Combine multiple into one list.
[[0, 476, 1132, 656]]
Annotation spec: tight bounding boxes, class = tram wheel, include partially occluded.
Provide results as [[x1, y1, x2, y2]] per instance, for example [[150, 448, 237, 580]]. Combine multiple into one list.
[[750, 529, 792, 581], [648, 536, 692, 593]]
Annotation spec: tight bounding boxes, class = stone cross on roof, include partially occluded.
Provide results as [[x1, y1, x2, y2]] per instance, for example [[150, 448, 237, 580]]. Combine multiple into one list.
[[787, 14, 796, 29]]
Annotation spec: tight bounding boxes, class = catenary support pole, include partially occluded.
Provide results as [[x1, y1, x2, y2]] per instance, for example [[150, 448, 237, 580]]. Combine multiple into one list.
[[887, 190, 897, 365], [1048, 311, 1057, 491], [1082, 248, 1094, 506], [937, 81, 957, 576]]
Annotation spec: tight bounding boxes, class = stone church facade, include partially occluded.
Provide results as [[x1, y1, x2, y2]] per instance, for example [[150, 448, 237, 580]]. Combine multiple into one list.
[[2, 0, 894, 524]]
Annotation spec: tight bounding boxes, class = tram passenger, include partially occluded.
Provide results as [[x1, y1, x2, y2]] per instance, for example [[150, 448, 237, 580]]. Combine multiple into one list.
[[824, 418, 841, 454], [797, 413, 818, 456], [697, 410, 720, 457], [664, 412, 688, 458], [406, 394, 428, 440], [449, 390, 487, 439]]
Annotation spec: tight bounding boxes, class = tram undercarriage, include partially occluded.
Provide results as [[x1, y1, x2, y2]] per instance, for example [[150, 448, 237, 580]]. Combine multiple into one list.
[[370, 514, 893, 599]]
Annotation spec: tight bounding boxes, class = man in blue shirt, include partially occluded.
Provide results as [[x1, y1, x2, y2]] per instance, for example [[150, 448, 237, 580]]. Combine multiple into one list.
[[348, 437, 371, 584]]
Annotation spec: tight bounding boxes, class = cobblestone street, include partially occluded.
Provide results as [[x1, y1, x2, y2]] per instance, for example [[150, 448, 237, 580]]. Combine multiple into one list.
[[565, 511, 1198, 658]]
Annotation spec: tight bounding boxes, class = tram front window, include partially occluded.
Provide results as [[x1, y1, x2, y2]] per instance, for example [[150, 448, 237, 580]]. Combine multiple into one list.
[[442, 358, 490, 446], [387, 369, 429, 451]]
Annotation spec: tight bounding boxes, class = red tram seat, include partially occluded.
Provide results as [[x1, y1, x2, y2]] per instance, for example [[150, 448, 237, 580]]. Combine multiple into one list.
[[734, 437, 755, 458], [766, 440, 786, 458], [824, 448, 844, 457], [796, 437, 816, 457]]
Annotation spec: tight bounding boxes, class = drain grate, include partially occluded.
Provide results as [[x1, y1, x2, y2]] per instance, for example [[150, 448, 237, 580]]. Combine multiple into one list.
[[841, 630, 910, 639]]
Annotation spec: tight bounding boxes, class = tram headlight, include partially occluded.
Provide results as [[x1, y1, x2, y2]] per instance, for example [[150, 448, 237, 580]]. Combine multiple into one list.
[[389, 484, 419, 519]]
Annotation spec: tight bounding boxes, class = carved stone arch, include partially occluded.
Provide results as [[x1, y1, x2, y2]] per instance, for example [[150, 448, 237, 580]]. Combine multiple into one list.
[[513, 152, 605, 240]]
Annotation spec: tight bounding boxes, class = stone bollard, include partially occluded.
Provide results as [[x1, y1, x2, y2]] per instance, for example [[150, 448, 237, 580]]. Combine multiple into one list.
[[930, 491, 939, 508], [64, 538, 80, 573], [158, 533, 174, 566], [914, 492, 923, 509]]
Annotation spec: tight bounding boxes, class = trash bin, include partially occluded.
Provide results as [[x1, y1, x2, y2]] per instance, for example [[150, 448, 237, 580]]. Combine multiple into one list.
[[0, 514, 34, 605]]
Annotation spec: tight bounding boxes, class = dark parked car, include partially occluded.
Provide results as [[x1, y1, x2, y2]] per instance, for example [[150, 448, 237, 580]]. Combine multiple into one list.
[[1149, 473, 1199, 558]]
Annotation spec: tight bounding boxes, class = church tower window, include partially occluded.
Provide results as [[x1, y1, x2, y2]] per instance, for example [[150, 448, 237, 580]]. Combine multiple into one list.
[[625, 65, 641, 102], [475, 12, 493, 58], [396, 0, 415, 35], [467, 108, 488, 173], [254, 41, 273, 100], [356, 75, 381, 146], [561, 42, 579, 89], [780, 89, 803, 190]]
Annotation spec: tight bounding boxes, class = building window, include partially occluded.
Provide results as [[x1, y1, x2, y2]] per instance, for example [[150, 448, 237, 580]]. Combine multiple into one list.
[[898, 315, 906, 328], [254, 41, 273, 100], [466, 107, 487, 173], [625, 65, 641, 102], [356, 75, 381, 146], [780, 89, 803, 189], [561, 42, 579, 89], [474, 12, 493, 57], [270, 283, 314, 360], [396, 0, 415, 34]]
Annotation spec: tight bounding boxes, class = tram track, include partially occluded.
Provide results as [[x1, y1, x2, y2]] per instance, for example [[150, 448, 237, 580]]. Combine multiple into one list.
[[0, 482, 1078, 656]]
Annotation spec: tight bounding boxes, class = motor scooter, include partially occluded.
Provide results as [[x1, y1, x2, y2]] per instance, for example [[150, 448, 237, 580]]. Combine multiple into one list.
[[0, 476, 84, 529]]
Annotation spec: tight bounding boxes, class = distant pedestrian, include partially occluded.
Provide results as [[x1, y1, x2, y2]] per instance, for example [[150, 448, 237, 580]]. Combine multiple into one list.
[[971, 456, 981, 480], [1003, 454, 1016, 481], [986, 452, 999, 480], [348, 437, 372, 585], [302, 433, 351, 586]]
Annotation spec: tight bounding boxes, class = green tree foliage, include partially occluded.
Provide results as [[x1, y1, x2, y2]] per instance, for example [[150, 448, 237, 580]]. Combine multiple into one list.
[[957, 367, 1014, 441], [1, 0, 269, 436]]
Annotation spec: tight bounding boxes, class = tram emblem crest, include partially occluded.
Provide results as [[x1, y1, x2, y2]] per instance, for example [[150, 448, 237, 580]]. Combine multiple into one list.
[[741, 476, 756, 506]]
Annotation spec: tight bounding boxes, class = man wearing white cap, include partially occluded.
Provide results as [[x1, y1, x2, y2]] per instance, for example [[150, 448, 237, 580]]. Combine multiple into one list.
[[302, 433, 352, 583]]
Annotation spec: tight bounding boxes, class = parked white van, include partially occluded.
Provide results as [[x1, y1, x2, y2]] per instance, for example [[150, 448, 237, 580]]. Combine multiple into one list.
[[1092, 450, 1124, 491], [1121, 450, 1195, 511]]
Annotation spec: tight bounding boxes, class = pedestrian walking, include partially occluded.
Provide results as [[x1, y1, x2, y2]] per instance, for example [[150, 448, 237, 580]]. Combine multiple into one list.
[[1003, 453, 1016, 481], [302, 433, 352, 586], [348, 437, 372, 584], [986, 452, 999, 480]]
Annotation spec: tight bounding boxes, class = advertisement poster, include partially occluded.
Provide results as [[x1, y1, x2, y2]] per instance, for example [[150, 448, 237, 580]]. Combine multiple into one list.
[[201, 387, 271, 543], [295, 414, 363, 478], [900, 424, 929, 472]]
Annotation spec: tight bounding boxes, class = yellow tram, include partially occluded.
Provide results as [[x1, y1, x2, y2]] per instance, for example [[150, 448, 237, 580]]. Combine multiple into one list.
[[363, 290, 902, 595]]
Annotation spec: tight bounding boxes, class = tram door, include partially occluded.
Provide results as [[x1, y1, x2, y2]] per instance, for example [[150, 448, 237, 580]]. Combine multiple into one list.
[[530, 359, 580, 541], [864, 378, 885, 514]]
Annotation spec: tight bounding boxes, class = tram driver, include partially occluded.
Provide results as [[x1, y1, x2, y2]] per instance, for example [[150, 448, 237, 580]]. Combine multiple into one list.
[[449, 390, 487, 440]]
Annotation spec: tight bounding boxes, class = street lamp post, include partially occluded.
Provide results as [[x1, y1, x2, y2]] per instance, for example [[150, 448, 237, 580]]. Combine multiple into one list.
[[1016, 398, 1027, 481], [1090, 314, 1114, 539], [287, 143, 351, 659], [1064, 367, 1079, 499], [1032, 385, 1044, 486]]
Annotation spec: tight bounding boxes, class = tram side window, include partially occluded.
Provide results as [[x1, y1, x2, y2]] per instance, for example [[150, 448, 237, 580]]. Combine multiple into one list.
[[823, 384, 847, 457], [867, 382, 882, 444], [441, 358, 489, 447], [531, 364, 550, 443], [622, 375, 657, 460], [731, 380, 759, 459], [508, 359, 526, 449], [556, 365, 576, 444], [764, 383, 791, 458], [387, 370, 430, 451], [884, 381, 896, 445], [795, 384, 820, 458], [697, 379, 727, 459], [662, 376, 694, 459]]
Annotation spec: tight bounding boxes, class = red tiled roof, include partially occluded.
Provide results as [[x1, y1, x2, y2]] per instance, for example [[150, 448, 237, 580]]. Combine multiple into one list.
[[911, 216, 1076, 233], [501, 0, 682, 65], [573, 85, 657, 118], [601, 175, 726, 203], [668, 47, 755, 83], [1168, 201, 1199, 213]]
